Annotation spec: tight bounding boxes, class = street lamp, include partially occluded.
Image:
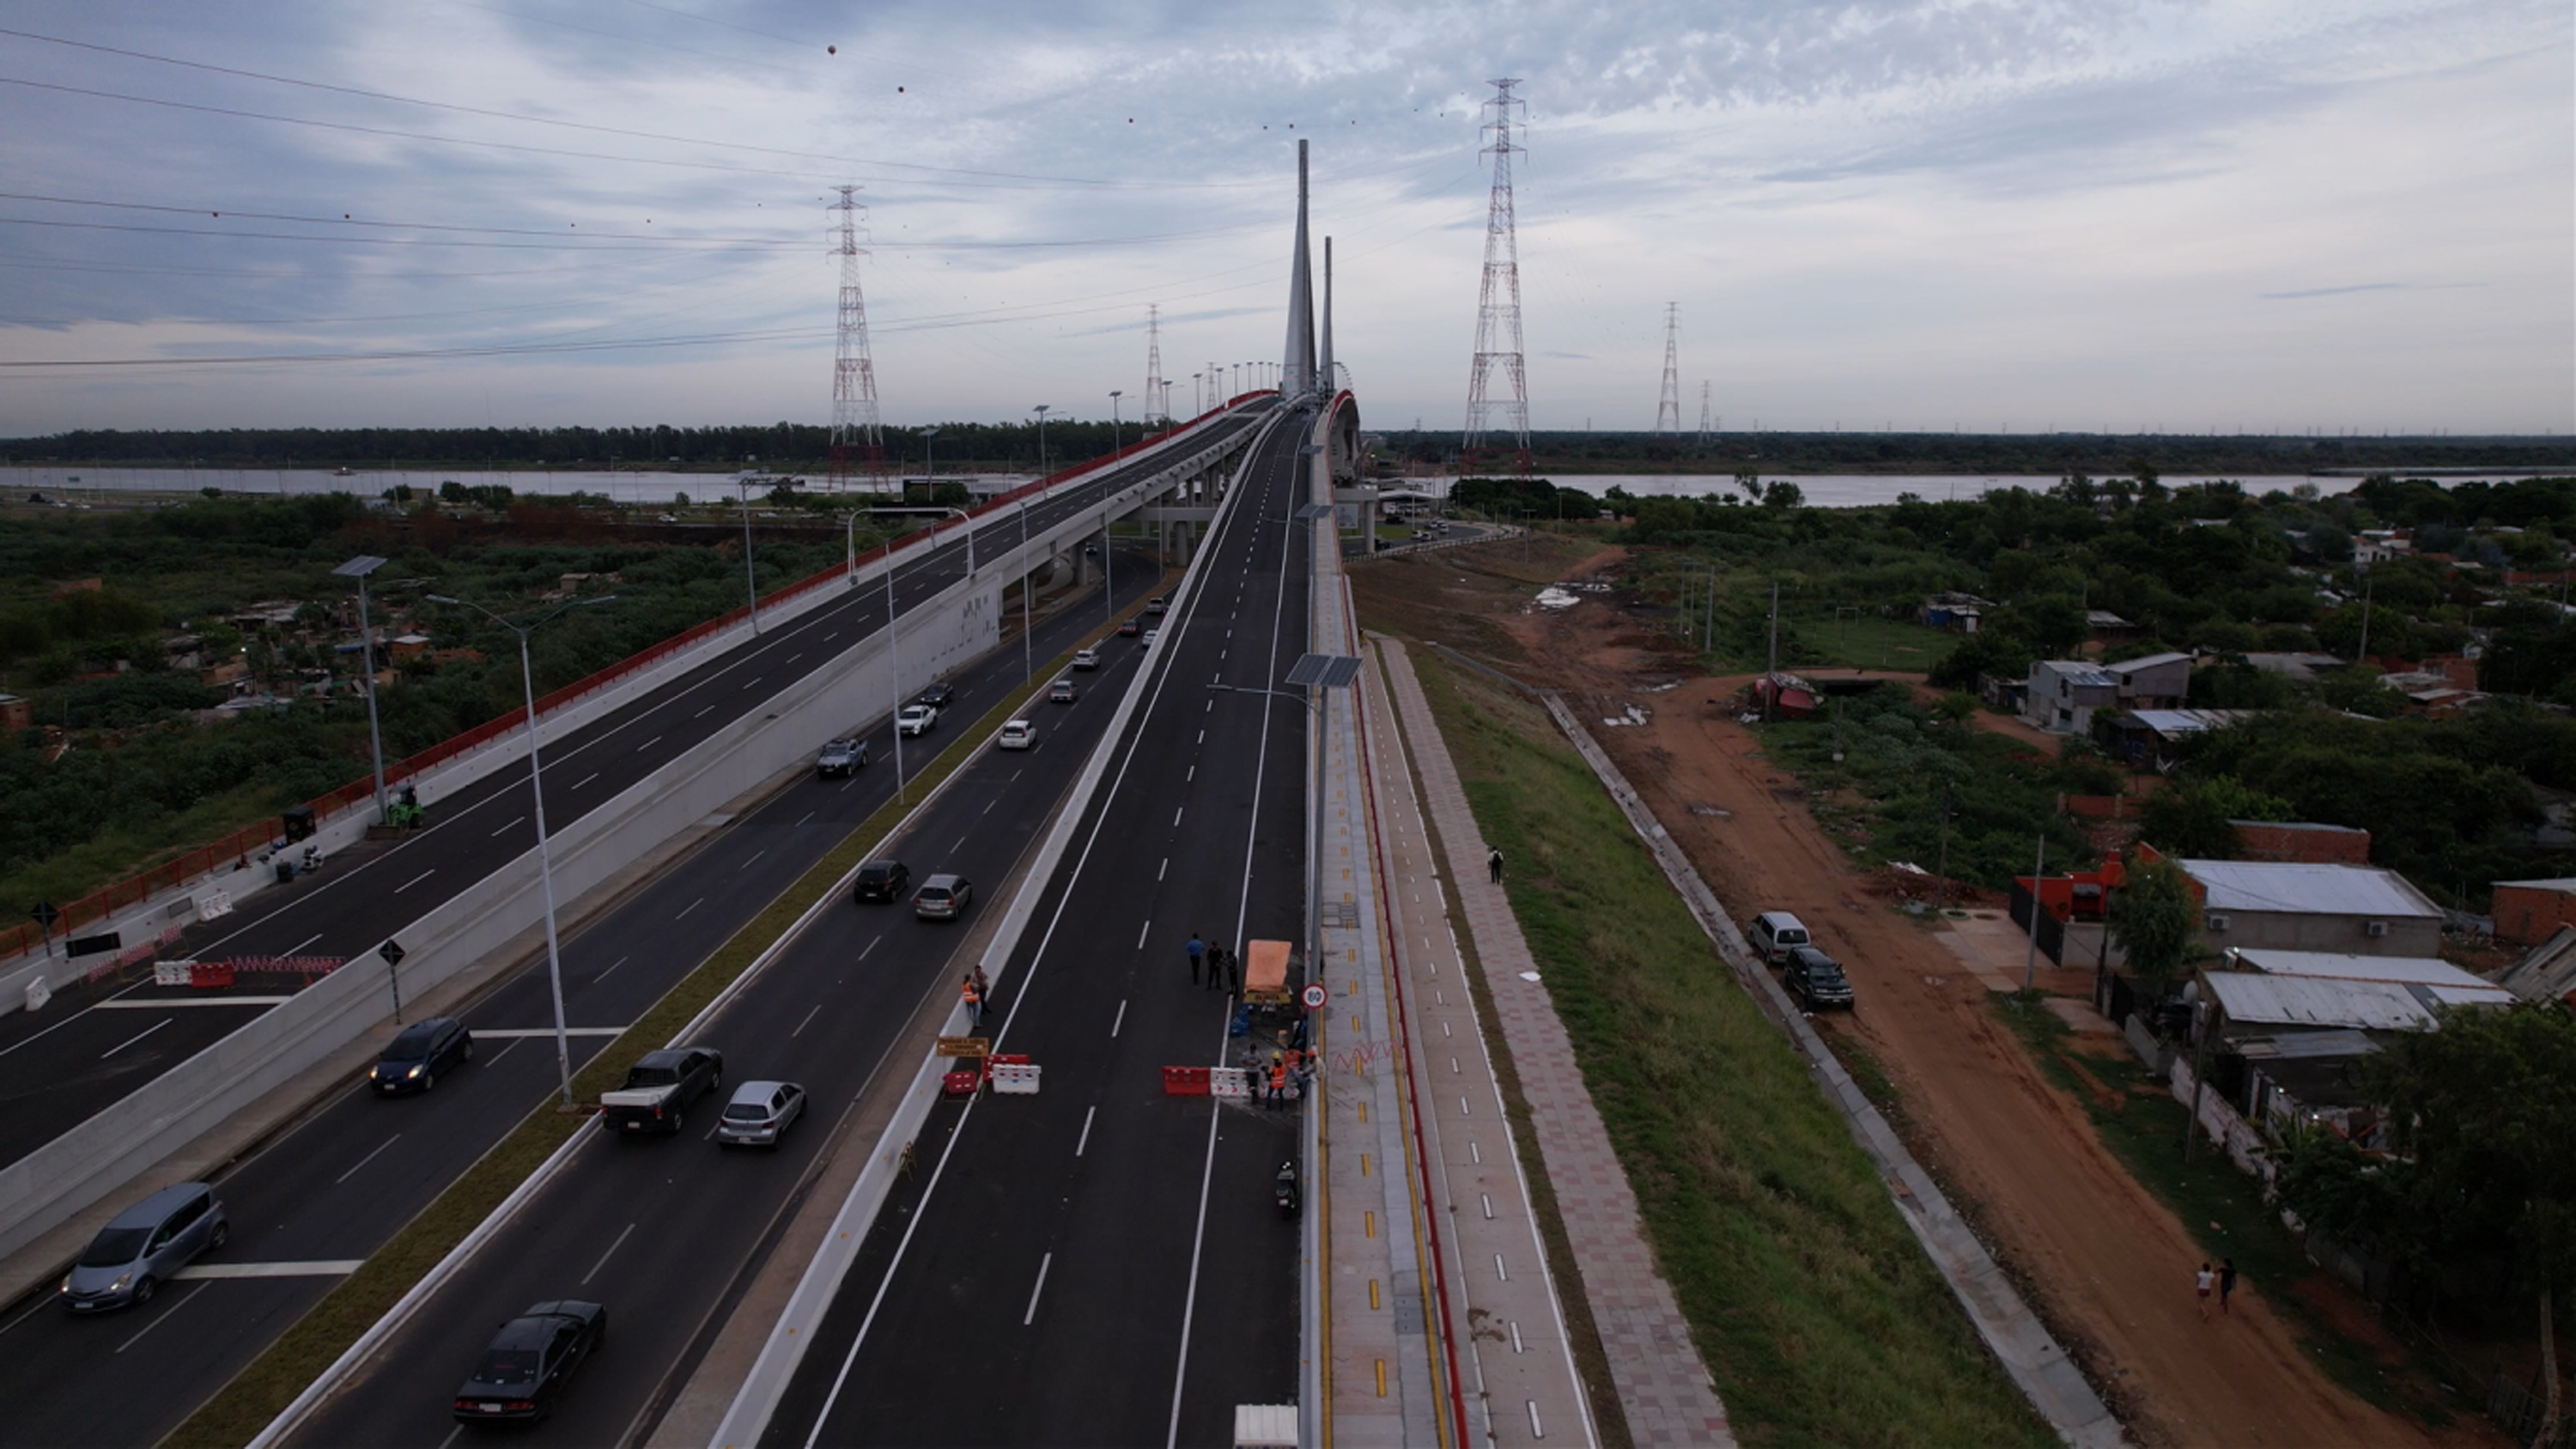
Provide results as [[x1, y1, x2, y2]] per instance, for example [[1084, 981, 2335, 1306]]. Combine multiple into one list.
[[920, 426, 939, 503], [331, 555, 391, 824], [423, 591, 618, 1110], [733, 477, 760, 635], [1031, 405, 1052, 480], [1109, 390, 1124, 454], [844, 510, 872, 587]]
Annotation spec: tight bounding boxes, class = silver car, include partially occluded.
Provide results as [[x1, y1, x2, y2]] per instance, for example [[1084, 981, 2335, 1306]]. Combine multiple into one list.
[[61, 1183, 228, 1312], [714, 1081, 807, 1148]]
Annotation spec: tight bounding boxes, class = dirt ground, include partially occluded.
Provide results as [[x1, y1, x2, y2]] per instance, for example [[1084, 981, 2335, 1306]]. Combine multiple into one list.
[[1360, 538, 2483, 1447]]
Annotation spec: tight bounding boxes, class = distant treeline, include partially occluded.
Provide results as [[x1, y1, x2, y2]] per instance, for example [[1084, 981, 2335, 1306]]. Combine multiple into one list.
[[0, 418, 1164, 473], [1390, 429, 2576, 477]]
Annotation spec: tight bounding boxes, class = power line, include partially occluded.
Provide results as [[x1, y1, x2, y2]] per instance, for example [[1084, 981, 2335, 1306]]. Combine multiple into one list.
[[0, 207, 1265, 254]]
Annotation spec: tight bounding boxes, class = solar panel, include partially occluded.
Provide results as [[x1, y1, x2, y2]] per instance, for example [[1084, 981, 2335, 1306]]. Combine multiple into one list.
[[1293, 503, 1336, 520], [1285, 653, 1364, 689]]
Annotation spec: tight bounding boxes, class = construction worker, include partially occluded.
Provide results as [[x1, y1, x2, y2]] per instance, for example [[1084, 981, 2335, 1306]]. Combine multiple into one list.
[[962, 973, 981, 1028], [1267, 1053, 1288, 1110]]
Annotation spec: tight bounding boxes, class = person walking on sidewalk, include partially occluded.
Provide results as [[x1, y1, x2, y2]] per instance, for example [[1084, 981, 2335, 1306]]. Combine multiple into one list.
[[1206, 943, 1230, 992], [1487, 847, 1504, 884], [2195, 1262, 2215, 1321], [1186, 932, 1206, 986]]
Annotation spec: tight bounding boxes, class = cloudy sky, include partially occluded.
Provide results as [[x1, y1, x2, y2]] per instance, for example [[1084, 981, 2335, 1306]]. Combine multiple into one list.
[[1, 0, 2567, 436]]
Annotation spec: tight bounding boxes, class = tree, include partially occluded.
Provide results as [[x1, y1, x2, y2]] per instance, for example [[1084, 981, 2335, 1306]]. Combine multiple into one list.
[[2111, 855, 2200, 995], [2370, 1005, 2576, 1443], [2136, 776, 2292, 859]]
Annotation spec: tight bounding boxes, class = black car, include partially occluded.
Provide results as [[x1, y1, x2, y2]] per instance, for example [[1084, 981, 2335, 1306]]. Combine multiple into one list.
[[453, 1300, 606, 1422], [916, 680, 955, 709], [371, 1016, 473, 1095], [1783, 945, 1856, 1011], [1116, 618, 1141, 637], [852, 859, 911, 904]]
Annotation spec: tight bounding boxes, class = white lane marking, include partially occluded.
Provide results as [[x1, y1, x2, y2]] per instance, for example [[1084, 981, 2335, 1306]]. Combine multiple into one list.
[[489, 815, 525, 837], [1187, 765, 1194, 782], [982, 800, 995, 816], [1482, 1193, 1495, 1220], [1075, 1105, 1096, 1156], [394, 868, 436, 894], [473, 1026, 629, 1038], [824, 631, 838, 642], [793, 1003, 824, 1037], [596, 955, 629, 983], [1450, 1056, 1460, 1074], [739, 849, 767, 871], [695, 704, 715, 719], [639, 736, 663, 753], [796, 810, 816, 827], [1157, 857, 1167, 881], [745, 678, 762, 691], [1136, 920, 1151, 950], [1528, 1401, 1544, 1438], [1511, 1320, 1524, 1353], [581, 1222, 638, 1285], [439, 1426, 465, 1449], [113, 1282, 209, 1354], [100, 1019, 172, 1059], [1204, 699, 1212, 712], [335, 1134, 402, 1185], [859, 935, 882, 961], [787, 653, 803, 665], [952, 834, 969, 854], [483, 1038, 525, 1067], [675, 896, 705, 921], [94, 996, 289, 1009], [1196, 729, 1203, 744], [1110, 999, 1127, 1038], [1495, 1255, 1510, 1282], [574, 772, 598, 790], [1470, 1142, 1481, 1164], [283, 932, 323, 957], [1022, 1251, 1054, 1326], [1441, 1021, 1451, 1038], [1172, 807, 1183, 827], [173, 1260, 364, 1280], [0, 1296, 54, 1337]]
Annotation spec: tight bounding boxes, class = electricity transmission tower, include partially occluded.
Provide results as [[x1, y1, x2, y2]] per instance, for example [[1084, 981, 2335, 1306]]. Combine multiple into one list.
[[827, 186, 885, 491], [1143, 304, 1167, 424], [1697, 381, 1714, 446], [1462, 78, 1530, 475], [1655, 302, 1681, 435]]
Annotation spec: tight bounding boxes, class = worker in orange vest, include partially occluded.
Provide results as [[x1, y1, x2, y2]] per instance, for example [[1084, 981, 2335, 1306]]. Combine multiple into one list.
[[1267, 1055, 1288, 1109], [962, 974, 981, 1028]]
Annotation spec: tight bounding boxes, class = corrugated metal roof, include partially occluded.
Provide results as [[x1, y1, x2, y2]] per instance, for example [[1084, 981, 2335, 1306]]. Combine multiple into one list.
[[2128, 709, 2251, 736], [2229, 948, 2491, 989], [2205, 971, 2512, 1031], [2035, 660, 2117, 686], [2182, 860, 2443, 918], [2114, 652, 2193, 673], [2494, 878, 2576, 892]]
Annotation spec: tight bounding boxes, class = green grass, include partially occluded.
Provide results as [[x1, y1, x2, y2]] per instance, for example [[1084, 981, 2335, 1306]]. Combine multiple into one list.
[[166, 653, 1078, 1446], [1989, 995, 2461, 1430], [1413, 654, 2057, 1446]]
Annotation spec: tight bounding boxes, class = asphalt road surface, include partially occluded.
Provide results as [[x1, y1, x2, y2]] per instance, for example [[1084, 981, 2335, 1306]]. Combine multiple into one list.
[[759, 405, 1316, 1447], [0, 406, 1261, 1174], [0, 542, 1170, 1449]]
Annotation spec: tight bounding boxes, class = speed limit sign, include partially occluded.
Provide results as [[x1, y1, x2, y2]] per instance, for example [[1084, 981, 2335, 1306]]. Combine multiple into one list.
[[1300, 983, 1327, 1011]]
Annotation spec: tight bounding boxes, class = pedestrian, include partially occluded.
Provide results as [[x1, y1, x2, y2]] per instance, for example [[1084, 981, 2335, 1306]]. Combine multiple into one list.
[[1487, 847, 1504, 885], [1267, 1054, 1288, 1110], [2195, 1262, 2215, 1321], [2219, 1259, 2238, 1316], [962, 973, 981, 1028], [972, 965, 992, 1012], [1186, 932, 1206, 986], [1206, 943, 1229, 991]]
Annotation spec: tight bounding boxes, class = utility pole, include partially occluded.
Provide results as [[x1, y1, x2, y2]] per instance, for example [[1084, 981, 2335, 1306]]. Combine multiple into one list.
[[1462, 78, 1531, 476], [1697, 381, 1714, 447], [1656, 302, 1681, 435], [1764, 579, 1779, 721], [827, 186, 886, 491], [1143, 304, 1167, 423], [2022, 832, 2046, 991]]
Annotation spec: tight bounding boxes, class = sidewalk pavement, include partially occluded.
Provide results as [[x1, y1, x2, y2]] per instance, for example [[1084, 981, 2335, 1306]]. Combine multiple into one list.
[[1376, 639, 1735, 1449]]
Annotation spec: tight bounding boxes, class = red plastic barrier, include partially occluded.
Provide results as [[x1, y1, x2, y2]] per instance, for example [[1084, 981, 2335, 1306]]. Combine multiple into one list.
[[941, 1068, 982, 1099], [189, 962, 236, 989], [1161, 1065, 1211, 1097]]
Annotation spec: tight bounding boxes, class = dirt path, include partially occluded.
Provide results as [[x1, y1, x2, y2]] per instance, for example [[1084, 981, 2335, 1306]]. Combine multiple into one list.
[[1464, 554, 2451, 1447]]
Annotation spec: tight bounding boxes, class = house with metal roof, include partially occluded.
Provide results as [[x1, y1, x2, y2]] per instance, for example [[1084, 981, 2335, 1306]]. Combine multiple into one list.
[[2106, 651, 2193, 709], [2022, 660, 2118, 734], [2179, 858, 2445, 956]]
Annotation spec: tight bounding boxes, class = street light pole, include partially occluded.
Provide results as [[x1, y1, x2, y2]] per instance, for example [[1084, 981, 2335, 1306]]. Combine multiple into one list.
[[884, 553, 908, 804], [1031, 405, 1052, 482], [1109, 391, 1123, 454], [1020, 497, 1034, 683], [920, 426, 939, 504], [735, 479, 759, 635], [425, 593, 616, 1111], [333, 555, 391, 823]]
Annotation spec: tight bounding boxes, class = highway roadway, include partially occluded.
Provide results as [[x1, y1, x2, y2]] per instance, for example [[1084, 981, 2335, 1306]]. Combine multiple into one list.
[[0, 544, 1169, 1449], [758, 406, 1316, 1446], [0, 405, 1263, 1175]]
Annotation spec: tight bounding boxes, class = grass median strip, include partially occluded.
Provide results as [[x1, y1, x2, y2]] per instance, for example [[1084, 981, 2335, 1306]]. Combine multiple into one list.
[[167, 656, 1081, 1448], [1409, 651, 2057, 1446]]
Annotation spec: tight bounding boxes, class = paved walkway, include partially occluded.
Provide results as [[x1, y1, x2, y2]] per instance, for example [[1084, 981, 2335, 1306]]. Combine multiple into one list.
[[1376, 640, 1735, 1448]]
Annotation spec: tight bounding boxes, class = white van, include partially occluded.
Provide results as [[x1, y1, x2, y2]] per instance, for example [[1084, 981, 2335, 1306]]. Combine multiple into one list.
[[1748, 910, 1812, 965]]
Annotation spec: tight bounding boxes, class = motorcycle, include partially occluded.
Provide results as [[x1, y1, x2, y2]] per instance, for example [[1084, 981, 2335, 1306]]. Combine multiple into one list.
[[1274, 1160, 1298, 1219]]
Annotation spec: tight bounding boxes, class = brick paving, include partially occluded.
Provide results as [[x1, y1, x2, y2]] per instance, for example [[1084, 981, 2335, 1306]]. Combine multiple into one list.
[[1375, 640, 1735, 1448]]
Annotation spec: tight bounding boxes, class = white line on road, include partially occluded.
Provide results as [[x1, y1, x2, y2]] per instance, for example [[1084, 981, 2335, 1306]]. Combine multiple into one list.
[[952, 834, 969, 853], [114, 1282, 208, 1355], [1172, 807, 1183, 827], [1075, 1105, 1096, 1156], [335, 1134, 402, 1184], [489, 815, 525, 837], [739, 849, 766, 871], [787, 653, 802, 664], [1482, 1193, 1494, 1220], [1494, 1254, 1509, 1282], [640, 736, 663, 753], [1461, 1096, 1470, 1116], [1187, 765, 1194, 782], [793, 1003, 823, 1038], [483, 1038, 524, 1067], [1136, 920, 1151, 950], [1157, 857, 1167, 881], [1470, 1142, 1481, 1165], [100, 1019, 171, 1059], [581, 1223, 637, 1285], [173, 1260, 364, 1280], [283, 932, 322, 957], [795, 811, 815, 826], [695, 705, 714, 719], [597, 955, 629, 983], [859, 935, 881, 961], [0, 1296, 52, 1338], [394, 868, 436, 893], [1511, 1320, 1524, 1352], [438, 1426, 465, 1449], [574, 772, 598, 790], [675, 896, 705, 921], [1022, 1251, 1054, 1325], [95, 996, 289, 1009], [474, 1026, 629, 1038], [1110, 999, 1127, 1038], [982, 800, 995, 815], [1528, 1401, 1544, 1438], [1196, 729, 1203, 744]]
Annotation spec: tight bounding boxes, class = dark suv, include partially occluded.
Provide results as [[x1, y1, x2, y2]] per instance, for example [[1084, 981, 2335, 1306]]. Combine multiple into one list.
[[916, 681, 955, 709], [372, 1016, 474, 1094], [1783, 946, 1856, 1011], [852, 860, 911, 904]]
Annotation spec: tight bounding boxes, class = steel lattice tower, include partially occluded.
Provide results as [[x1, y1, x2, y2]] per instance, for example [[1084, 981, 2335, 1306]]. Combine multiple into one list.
[[1697, 381, 1714, 445], [1144, 304, 1167, 423], [1656, 302, 1682, 435], [1462, 78, 1529, 474], [828, 186, 885, 491]]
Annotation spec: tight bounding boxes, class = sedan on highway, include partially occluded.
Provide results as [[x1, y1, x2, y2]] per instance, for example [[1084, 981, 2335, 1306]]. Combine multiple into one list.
[[852, 859, 911, 904], [914, 873, 973, 921], [815, 738, 868, 777], [715, 1081, 808, 1148], [370, 1016, 474, 1095], [916, 680, 956, 709], [999, 719, 1036, 751], [896, 703, 939, 737], [1072, 647, 1101, 671], [60, 1183, 227, 1312], [1116, 618, 1140, 637], [452, 1300, 606, 1422], [1048, 678, 1078, 703]]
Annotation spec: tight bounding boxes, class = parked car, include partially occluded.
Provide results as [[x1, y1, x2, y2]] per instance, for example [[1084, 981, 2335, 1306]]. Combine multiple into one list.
[[371, 1016, 474, 1095], [452, 1300, 607, 1422], [999, 719, 1036, 751], [1072, 647, 1101, 671], [59, 1184, 228, 1312], [852, 859, 911, 904], [914, 873, 973, 921], [1783, 945, 1856, 1011], [1747, 910, 1812, 965], [815, 738, 868, 777], [916, 680, 955, 709], [599, 1047, 724, 1135], [1116, 618, 1141, 637], [1048, 678, 1078, 703], [714, 1081, 808, 1148], [896, 703, 939, 738]]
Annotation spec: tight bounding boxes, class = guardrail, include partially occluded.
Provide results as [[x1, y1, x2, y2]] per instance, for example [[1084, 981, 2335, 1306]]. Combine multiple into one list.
[[0, 405, 1262, 968]]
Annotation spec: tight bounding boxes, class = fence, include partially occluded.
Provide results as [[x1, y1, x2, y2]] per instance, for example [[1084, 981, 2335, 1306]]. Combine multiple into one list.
[[2007, 880, 2068, 966], [2489, 1373, 2576, 1447], [0, 406, 1243, 966]]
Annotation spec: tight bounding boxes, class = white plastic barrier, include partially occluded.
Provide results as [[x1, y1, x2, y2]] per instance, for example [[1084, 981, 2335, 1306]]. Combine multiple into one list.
[[988, 1062, 1042, 1096], [1210, 1066, 1252, 1099]]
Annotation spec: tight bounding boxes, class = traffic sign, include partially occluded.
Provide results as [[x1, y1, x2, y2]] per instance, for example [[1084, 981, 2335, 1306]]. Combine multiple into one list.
[[1300, 983, 1327, 1011], [380, 939, 407, 967], [936, 1036, 991, 1058]]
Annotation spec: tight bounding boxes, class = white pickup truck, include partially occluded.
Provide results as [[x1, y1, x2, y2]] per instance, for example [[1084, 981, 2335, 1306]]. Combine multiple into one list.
[[599, 1046, 724, 1135]]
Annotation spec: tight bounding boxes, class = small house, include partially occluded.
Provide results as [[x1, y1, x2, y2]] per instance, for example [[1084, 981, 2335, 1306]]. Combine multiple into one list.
[[2178, 858, 2446, 957], [2490, 878, 2576, 947], [2024, 660, 2118, 734], [2233, 820, 2371, 866], [2107, 651, 2192, 709], [1919, 593, 1991, 633]]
